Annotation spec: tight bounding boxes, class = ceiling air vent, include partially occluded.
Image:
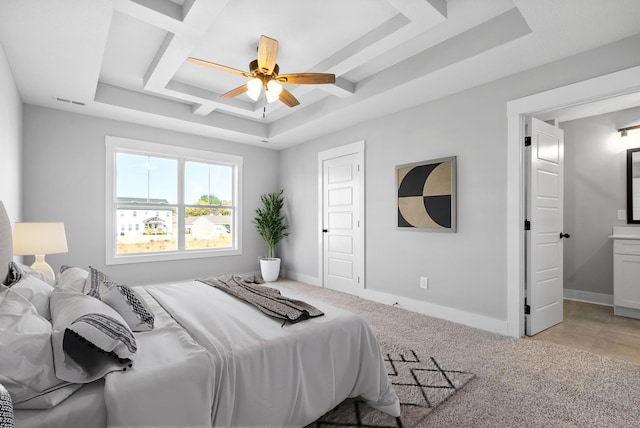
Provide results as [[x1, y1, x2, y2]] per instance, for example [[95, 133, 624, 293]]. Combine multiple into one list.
[[54, 97, 85, 106]]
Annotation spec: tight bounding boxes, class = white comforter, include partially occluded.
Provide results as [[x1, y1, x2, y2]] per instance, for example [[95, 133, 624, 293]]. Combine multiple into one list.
[[104, 280, 400, 427]]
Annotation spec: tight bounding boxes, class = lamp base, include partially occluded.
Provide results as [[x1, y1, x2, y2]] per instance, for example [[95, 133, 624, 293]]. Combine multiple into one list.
[[31, 254, 55, 282]]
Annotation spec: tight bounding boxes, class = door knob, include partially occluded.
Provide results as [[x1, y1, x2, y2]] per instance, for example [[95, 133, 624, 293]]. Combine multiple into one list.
[[559, 233, 571, 239]]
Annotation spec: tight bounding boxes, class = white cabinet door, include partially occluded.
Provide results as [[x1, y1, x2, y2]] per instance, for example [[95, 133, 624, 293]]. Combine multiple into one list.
[[614, 253, 640, 310]]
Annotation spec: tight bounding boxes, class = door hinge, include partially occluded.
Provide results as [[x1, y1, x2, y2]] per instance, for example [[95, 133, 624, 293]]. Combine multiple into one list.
[[524, 136, 531, 147], [357, 276, 360, 284], [524, 219, 531, 230], [524, 304, 530, 315]]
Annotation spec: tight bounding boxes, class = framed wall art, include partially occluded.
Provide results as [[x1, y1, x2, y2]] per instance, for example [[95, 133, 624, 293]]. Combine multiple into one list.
[[396, 156, 456, 232]]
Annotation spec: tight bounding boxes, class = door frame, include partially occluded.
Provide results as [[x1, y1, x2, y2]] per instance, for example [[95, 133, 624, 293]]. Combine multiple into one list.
[[318, 140, 366, 291], [506, 65, 640, 337]]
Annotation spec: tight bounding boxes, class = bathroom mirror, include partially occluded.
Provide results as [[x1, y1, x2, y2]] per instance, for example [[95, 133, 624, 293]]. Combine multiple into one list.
[[628, 148, 640, 224]]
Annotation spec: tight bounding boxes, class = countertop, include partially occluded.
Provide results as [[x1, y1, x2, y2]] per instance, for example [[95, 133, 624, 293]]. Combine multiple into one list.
[[610, 226, 640, 240]]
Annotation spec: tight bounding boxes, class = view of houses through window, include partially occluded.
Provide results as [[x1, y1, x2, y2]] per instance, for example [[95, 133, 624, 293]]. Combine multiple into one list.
[[110, 141, 238, 260]]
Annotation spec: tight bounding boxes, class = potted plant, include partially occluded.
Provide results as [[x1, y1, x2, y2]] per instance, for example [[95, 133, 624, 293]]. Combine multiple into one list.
[[253, 189, 289, 282]]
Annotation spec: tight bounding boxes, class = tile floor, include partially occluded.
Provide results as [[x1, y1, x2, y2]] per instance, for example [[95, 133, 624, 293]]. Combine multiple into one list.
[[528, 299, 640, 365]]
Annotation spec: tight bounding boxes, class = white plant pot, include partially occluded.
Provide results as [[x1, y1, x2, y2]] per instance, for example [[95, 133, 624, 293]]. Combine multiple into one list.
[[260, 258, 281, 282]]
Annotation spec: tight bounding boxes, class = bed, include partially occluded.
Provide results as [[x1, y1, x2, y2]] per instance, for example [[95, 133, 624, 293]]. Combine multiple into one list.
[[0, 200, 400, 427]]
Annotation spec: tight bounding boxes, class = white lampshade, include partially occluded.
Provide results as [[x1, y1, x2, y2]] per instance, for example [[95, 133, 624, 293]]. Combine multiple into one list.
[[13, 222, 68, 280], [247, 78, 262, 101], [13, 222, 68, 255], [265, 80, 282, 103]]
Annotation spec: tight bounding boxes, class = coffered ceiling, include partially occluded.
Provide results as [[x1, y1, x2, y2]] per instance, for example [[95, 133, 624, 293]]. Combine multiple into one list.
[[1, 0, 640, 148]]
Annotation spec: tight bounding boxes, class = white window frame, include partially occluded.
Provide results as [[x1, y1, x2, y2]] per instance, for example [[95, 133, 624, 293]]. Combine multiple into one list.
[[105, 136, 243, 265]]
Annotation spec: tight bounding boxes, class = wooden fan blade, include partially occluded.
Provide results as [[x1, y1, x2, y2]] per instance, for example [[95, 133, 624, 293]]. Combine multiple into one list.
[[277, 73, 336, 85], [187, 57, 251, 77], [257, 35, 278, 75], [221, 84, 249, 99], [279, 87, 300, 107]]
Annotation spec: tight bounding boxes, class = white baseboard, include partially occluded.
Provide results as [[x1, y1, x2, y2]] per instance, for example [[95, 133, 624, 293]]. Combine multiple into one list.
[[359, 288, 509, 336], [563, 289, 613, 306], [280, 273, 509, 335]]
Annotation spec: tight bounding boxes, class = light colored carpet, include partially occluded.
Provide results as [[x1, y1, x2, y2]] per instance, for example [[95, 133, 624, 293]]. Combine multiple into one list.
[[308, 343, 475, 427], [275, 280, 640, 427]]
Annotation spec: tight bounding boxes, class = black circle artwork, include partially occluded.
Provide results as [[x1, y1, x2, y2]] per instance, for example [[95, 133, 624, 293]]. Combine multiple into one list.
[[397, 159, 454, 230]]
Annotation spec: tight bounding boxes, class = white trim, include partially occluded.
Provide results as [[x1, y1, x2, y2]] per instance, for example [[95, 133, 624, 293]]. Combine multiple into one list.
[[563, 290, 613, 306], [506, 65, 640, 337], [360, 288, 509, 336], [317, 140, 366, 290], [278, 274, 508, 333], [105, 136, 243, 265]]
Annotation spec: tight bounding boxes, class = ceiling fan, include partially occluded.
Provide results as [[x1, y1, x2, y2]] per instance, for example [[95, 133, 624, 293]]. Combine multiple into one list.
[[187, 35, 335, 107]]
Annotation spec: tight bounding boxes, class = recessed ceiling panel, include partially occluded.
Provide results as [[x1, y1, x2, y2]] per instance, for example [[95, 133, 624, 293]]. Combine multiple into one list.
[[100, 11, 169, 90]]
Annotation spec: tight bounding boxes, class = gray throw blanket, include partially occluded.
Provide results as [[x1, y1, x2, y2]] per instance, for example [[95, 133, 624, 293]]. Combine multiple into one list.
[[198, 274, 324, 324]]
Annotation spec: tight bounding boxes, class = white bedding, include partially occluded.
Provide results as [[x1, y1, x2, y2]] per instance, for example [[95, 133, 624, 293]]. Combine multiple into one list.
[[15, 280, 400, 427], [14, 380, 106, 428], [111, 280, 399, 427]]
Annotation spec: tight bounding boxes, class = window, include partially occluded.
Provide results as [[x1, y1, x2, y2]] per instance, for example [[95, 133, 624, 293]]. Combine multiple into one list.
[[106, 136, 242, 264]]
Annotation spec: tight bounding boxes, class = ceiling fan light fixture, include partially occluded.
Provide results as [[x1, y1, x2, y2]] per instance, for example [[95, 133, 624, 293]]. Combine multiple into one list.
[[247, 78, 262, 101], [189, 35, 334, 108], [266, 80, 283, 103]]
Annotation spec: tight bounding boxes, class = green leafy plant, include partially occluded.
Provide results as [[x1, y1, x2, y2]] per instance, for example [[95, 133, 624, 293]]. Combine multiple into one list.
[[253, 189, 289, 259]]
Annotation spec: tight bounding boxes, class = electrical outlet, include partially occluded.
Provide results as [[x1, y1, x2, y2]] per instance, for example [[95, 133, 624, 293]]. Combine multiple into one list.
[[420, 276, 429, 289], [618, 209, 626, 220]]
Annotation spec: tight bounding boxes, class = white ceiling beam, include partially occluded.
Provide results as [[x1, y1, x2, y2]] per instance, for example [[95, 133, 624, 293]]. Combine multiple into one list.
[[191, 103, 214, 116], [165, 80, 265, 119], [126, 0, 448, 123], [144, 0, 448, 117], [321, 78, 356, 98], [386, 0, 447, 24], [130, 0, 182, 21], [268, 7, 530, 141], [95, 83, 267, 139], [116, 0, 183, 34], [132, 0, 229, 98], [315, 0, 447, 77]]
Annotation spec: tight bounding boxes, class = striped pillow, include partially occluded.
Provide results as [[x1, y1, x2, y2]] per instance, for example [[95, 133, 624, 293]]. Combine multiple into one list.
[[50, 287, 137, 383], [88, 267, 154, 332]]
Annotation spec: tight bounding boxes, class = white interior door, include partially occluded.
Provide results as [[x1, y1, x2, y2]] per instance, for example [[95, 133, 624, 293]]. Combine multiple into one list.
[[525, 117, 566, 336], [319, 142, 364, 294]]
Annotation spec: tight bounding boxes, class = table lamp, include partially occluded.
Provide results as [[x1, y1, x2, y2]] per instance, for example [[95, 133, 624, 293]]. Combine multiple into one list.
[[13, 222, 68, 281]]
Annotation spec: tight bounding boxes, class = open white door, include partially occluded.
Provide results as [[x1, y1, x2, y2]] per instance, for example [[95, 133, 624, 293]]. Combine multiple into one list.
[[525, 117, 566, 336], [318, 142, 364, 294]]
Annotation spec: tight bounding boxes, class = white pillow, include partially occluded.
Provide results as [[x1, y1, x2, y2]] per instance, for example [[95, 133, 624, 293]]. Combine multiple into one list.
[[56, 265, 90, 293], [0, 289, 81, 409], [9, 275, 53, 320], [88, 267, 154, 332], [50, 288, 137, 383]]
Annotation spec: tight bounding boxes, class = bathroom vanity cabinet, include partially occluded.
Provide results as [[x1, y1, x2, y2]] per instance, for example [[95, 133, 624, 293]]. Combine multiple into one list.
[[611, 227, 640, 319]]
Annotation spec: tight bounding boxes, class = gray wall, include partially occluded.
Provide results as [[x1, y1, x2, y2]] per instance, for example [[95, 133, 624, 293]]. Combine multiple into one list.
[[279, 33, 640, 322], [22, 105, 280, 285], [0, 41, 22, 223], [561, 107, 640, 299], [14, 32, 640, 325]]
